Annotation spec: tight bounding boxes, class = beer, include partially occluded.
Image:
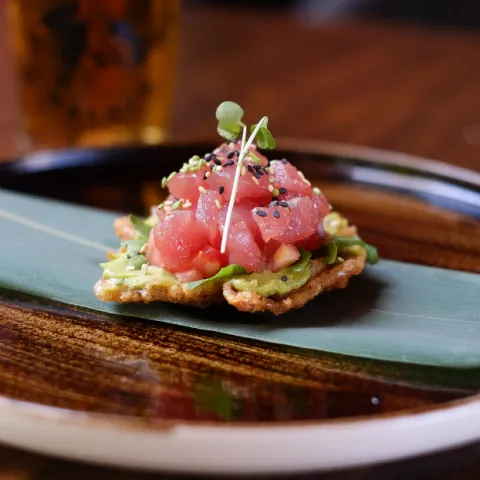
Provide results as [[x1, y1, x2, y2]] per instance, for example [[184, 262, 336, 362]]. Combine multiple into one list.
[[7, 0, 179, 149]]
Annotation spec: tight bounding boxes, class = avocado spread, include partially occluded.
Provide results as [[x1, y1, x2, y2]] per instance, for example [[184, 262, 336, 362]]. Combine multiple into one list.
[[100, 252, 312, 297], [230, 264, 311, 297]]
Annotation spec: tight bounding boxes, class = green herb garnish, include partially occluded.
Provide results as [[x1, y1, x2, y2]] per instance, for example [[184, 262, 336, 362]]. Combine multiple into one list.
[[324, 242, 338, 265], [129, 214, 152, 239], [324, 236, 379, 265], [187, 264, 248, 290], [289, 247, 312, 272]]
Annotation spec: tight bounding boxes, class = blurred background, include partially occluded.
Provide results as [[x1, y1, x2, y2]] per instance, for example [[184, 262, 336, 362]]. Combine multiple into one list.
[[0, 0, 479, 170]]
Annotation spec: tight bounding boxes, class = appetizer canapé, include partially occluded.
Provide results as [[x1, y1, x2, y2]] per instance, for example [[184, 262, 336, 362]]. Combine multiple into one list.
[[94, 102, 378, 314]]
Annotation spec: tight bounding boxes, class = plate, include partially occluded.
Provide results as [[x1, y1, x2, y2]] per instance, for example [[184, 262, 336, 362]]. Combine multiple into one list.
[[0, 139, 480, 475]]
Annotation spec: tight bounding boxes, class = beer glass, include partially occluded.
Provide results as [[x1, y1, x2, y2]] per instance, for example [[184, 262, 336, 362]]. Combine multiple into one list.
[[7, 0, 179, 150]]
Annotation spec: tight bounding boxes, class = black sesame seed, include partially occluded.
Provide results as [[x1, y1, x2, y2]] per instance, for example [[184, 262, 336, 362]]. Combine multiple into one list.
[[281, 275, 288, 282], [257, 169, 265, 176], [281, 158, 288, 164], [269, 200, 278, 207], [279, 187, 288, 194], [227, 151, 235, 159], [203, 173, 208, 180], [219, 185, 224, 195], [279, 201, 289, 208], [247, 165, 255, 173], [273, 210, 280, 218], [214, 158, 221, 166], [235, 150, 240, 156], [253, 172, 262, 180], [204, 153, 213, 161], [255, 209, 267, 217], [224, 160, 235, 166]]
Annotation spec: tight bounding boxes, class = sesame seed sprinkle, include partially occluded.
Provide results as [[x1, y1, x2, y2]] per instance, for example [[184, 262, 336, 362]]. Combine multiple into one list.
[[219, 185, 225, 195], [164, 205, 172, 212], [279, 201, 289, 208], [241, 166, 246, 176], [203, 173, 208, 180], [205, 171, 211, 178], [204, 153, 213, 161], [252, 176, 260, 185], [268, 184, 274, 192], [215, 199, 222, 210], [273, 210, 280, 218], [279, 187, 287, 194], [269, 200, 277, 207], [227, 151, 235, 159], [281, 158, 288, 164], [216, 165, 223, 172], [183, 200, 192, 209], [255, 209, 267, 217], [141, 263, 148, 275], [224, 160, 235, 167], [198, 186, 207, 194], [214, 158, 221, 166], [164, 200, 173, 206], [281, 275, 288, 282], [247, 165, 254, 173]]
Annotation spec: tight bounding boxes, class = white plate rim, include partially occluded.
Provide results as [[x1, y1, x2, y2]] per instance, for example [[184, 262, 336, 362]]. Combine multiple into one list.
[[0, 393, 479, 475]]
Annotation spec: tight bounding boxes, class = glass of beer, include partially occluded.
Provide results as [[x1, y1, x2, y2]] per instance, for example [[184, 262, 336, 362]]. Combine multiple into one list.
[[7, 0, 179, 150]]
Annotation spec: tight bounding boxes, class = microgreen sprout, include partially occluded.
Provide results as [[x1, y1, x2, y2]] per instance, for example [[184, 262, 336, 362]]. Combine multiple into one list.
[[250, 119, 276, 149], [220, 110, 276, 253], [216, 101, 245, 141]]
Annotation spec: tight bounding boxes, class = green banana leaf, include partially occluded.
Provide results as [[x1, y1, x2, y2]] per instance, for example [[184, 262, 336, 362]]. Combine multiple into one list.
[[1, 188, 480, 369]]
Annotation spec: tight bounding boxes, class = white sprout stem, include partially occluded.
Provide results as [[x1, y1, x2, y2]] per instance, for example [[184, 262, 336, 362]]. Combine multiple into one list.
[[220, 117, 267, 253]]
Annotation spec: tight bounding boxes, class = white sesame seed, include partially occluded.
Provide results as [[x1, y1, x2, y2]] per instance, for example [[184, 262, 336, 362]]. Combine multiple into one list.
[[252, 176, 260, 185], [198, 186, 207, 194], [125, 265, 135, 271], [205, 171, 211, 178], [141, 263, 148, 275], [268, 184, 274, 192], [241, 166, 246, 176], [215, 199, 221, 210], [164, 205, 172, 212], [304, 179, 312, 186], [164, 200, 173, 206], [216, 166, 223, 172], [183, 200, 192, 209]]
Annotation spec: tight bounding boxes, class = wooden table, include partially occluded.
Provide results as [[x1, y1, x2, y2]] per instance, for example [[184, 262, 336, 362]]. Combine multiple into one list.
[[1, 4, 480, 479]]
